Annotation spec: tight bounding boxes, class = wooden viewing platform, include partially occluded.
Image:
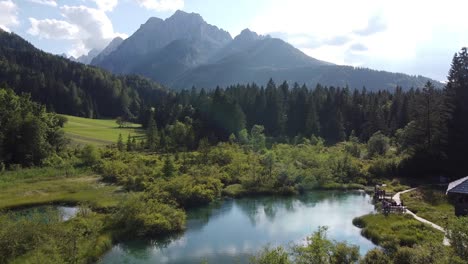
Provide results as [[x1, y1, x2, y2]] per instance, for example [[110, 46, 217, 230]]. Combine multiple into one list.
[[381, 199, 406, 214], [374, 184, 406, 214]]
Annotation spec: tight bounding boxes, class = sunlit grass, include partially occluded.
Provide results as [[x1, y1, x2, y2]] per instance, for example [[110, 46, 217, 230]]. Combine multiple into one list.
[[353, 213, 444, 247], [400, 186, 455, 227], [62, 115, 144, 146], [0, 166, 124, 210]]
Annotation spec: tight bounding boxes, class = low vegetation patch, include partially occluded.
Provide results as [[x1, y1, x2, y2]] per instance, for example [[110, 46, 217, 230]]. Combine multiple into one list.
[[353, 213, 444, 249], [0, 208, 112, 264], [0, 166, 124, 210], [379, 178, 411, 194], [400, 186, 455, 227]]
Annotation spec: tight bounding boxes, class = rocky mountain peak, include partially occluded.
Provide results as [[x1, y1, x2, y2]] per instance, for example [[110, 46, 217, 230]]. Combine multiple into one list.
[[168, 10, 204, 23], [236, 29, 261, 41]]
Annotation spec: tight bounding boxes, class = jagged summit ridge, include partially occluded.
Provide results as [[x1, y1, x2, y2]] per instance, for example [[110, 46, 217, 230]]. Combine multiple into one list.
[[92, 10, 441, 91]]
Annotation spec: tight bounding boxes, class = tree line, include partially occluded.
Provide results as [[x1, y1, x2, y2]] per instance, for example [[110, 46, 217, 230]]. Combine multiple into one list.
[[136, 48, 467, 177]]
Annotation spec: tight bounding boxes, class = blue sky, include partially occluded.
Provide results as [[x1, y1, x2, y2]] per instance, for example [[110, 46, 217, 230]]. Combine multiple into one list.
[[1, 0, 468, 81]]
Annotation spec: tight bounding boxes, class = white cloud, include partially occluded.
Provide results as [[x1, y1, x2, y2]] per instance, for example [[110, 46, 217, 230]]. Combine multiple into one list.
[[250, 0, 468, 80], [135, 0, 184, 11], [353, 16, 386, 36], [29, 0, 57, 7], [90, 0, 118, 12], [61, 5, 128, 56], [27, 5, 127, 57], [349, 43, 367, 52], [28, 18, 79, 39], [0, 0, 19, 32]]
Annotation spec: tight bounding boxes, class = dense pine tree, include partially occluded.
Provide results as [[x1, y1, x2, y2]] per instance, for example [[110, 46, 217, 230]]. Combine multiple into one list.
[[146, 109, 159, 151], [444, 48, 468, 176]]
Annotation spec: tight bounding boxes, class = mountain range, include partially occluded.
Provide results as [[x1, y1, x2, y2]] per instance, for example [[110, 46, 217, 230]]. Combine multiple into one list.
[[89, 10, 440, 91]]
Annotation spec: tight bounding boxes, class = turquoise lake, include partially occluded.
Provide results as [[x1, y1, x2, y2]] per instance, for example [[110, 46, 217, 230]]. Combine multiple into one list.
[[100, 191, 376, 264]]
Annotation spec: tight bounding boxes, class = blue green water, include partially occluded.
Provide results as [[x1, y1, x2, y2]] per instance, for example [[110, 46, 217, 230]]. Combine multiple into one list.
[[100, 191, 376, 264], [16, 205, 78, 221]]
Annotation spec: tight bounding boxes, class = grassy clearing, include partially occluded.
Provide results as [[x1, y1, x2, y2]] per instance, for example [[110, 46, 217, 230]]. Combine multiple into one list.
[[379, 178, 411, 194], [0, 166, 124, 210], [400, 186, 455, 227], [353, 213, 444, 248], [62, 115, 144, 145]]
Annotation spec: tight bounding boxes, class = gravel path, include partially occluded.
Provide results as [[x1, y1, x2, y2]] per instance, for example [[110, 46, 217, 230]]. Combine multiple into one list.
[[392, 188, 450, 246]]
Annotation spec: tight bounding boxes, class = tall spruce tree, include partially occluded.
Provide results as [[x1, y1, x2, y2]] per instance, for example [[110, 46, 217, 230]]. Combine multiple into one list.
[[117, 134, 124, 151], [146, 109, 159, 151], [444, 47, 468, 175], [414, 82, 444, 154], [126, 134, 133, 151]]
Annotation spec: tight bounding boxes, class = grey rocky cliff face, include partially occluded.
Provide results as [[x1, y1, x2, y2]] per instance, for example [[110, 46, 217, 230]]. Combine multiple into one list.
[[76, 48, 101, 64], [100, 37, 124, 57], [95, 10, 232, 73], [115, 10, 231, 56], [91, 37, 124, 65]]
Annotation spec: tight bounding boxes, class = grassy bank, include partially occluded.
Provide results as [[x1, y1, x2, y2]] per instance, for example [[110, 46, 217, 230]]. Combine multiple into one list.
[[62, 115, 144, 145], [0, 166, 124, 210], [353, 213, 444, 248], [400, 186, 455, 227]]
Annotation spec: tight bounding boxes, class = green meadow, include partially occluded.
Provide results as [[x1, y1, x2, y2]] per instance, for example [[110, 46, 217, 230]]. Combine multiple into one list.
[[400, 186, 456, 227], [62, 115, 144, 145], [0, 167, 124, 210]]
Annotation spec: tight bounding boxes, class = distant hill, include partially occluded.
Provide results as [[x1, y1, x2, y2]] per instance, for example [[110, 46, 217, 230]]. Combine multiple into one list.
[[93, 10, 442, 91], [173, 63, 438, 91], [0, 30, 171, 118]]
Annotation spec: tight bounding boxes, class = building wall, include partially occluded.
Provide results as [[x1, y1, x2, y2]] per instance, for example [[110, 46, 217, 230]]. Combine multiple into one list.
[[448, 193, 468, 216]]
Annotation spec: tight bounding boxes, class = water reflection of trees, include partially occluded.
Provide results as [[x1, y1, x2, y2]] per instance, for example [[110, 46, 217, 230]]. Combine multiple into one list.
[[185, 199, 229, 232], [117, 231, 185, 260], [234, 195, 299, 225], [184, 191, 369, 232], [234, 191, 368, 225]]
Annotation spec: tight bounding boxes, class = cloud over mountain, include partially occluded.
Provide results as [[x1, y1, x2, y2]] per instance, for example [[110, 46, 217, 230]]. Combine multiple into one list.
[[135, 0, 184, 11], [27, 4, 127, 57], [0, 0, 19, 32]]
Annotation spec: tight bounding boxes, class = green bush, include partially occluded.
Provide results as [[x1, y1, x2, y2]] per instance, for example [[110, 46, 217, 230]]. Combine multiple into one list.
[[250, 246, 291, 264], [81, 144, 101, 166], [223, 184, 246, 197], [352, 217, 365, 228], [112, 193, 186, 237], [0, 209, 105, 264], [367, 131, 390, 157], [361, 249, 391, 264]]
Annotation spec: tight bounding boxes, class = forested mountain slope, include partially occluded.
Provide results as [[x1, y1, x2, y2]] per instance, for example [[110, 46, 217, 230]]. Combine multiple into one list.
[[0, 30, 171, 119]]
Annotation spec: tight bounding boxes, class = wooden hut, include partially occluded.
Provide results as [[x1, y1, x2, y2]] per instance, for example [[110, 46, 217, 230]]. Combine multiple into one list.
[[446, 176, 468, 216]]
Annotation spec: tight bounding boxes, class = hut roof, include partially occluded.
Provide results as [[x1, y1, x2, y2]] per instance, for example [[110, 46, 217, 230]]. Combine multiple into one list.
[[447, 176, 468, 194]]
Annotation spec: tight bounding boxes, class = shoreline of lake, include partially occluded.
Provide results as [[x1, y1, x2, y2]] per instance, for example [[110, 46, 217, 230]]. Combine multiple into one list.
[[99, 190, 376, 264]]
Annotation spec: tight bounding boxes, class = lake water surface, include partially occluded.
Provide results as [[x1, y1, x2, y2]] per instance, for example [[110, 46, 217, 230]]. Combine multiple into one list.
[[17, 205, 79, 221], [100, 191, 375, 264]]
